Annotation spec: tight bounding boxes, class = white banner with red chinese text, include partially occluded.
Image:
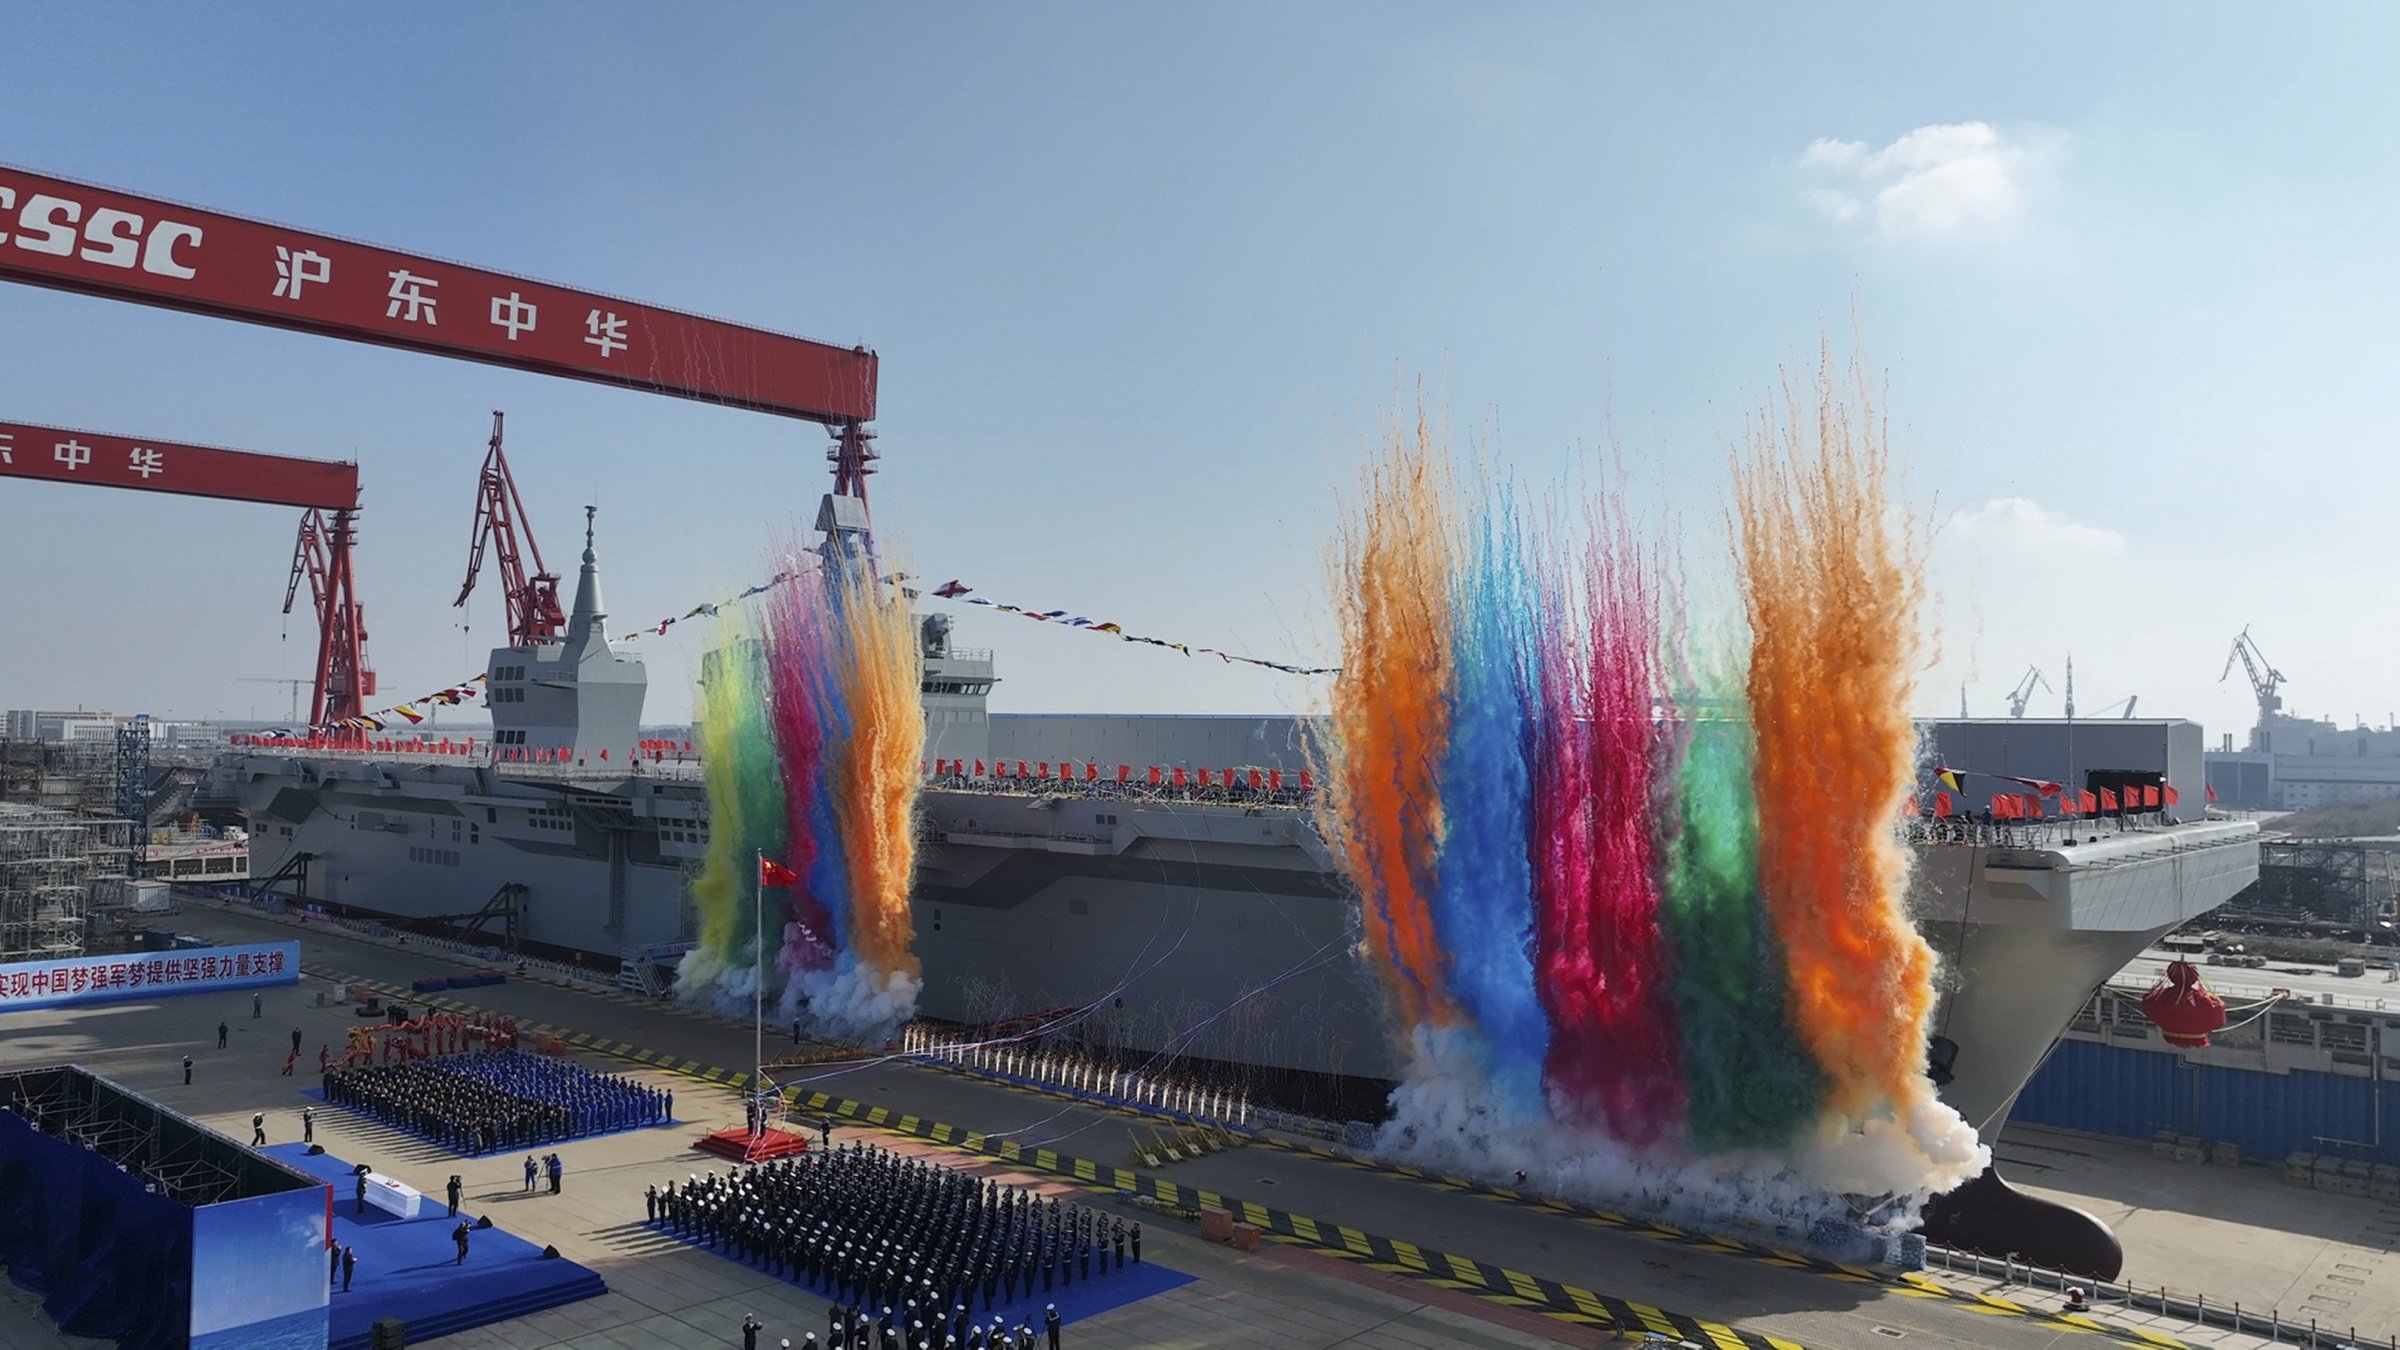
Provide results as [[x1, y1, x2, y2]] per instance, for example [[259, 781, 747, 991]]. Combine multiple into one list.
[[0, 941, 298, 1014]]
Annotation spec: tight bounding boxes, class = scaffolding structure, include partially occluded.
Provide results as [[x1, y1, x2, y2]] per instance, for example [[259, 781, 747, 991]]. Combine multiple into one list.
[[0, 805, 132, 965]]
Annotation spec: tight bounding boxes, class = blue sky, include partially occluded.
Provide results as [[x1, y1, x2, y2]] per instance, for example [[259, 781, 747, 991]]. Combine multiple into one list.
[[2, 6, 2395, 739]]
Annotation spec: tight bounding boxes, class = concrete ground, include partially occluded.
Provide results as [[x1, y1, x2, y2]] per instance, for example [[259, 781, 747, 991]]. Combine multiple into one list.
[[2001, 1123, 2400, 1342], [0, 900, 2381, 1349]]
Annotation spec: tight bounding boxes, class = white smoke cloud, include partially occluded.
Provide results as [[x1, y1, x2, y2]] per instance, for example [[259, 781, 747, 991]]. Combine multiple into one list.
[[1371, 1023, 1988, 1257], [676, 943, 921, 1047], [787, 958, 920, 1045]]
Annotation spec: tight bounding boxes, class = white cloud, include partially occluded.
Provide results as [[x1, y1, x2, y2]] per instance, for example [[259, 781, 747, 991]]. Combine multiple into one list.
[[1937, 497, 2126, 558], [1794, 122, 2060, 242]]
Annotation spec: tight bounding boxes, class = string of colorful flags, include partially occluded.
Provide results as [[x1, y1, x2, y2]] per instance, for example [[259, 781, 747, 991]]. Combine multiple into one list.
[[250, 674, 488, 739], [608, 565, 1341, 676], [252, 564, 1336, 737], [914, 577, 1340, 675]]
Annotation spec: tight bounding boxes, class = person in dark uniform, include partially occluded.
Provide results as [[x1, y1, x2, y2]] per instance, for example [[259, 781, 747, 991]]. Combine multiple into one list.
[[252, 991, 262, 1019], [1044, 1304, 1060, 1350], [182, 1055, 192, 1085], [819, 1117, 833, 1151], [302, 1106, 316, 1143], [452, 1220, 471, 1265], [524, 1154, 539, 1192], [251, 1112, 266, 1146], [743, 1312, 763, 1350], [291, 1026, 303, 1055], [646, 1183, 659, 1223], [340, 1244, 356, 1292], [547, 1152, 564, 1194], [328, 1241, 341, 1287], [445, 1174, 462, 1217], [216, 1022, 228, 1048], [1129, 1222, 1140, 1264], [354, 1172, 368, 1215]]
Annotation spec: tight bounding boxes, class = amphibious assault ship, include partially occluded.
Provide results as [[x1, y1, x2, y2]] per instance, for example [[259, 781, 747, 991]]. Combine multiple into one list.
[[206, 503, 2258, 1277]]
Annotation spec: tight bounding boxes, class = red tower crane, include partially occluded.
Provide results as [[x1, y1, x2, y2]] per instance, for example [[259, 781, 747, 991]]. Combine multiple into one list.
[[283, 507, 375, 726], [454, 411, 564, 647]]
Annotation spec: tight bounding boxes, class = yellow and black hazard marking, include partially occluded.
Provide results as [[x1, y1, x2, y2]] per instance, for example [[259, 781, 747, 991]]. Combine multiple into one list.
[[299, 965, 2191, 1350]]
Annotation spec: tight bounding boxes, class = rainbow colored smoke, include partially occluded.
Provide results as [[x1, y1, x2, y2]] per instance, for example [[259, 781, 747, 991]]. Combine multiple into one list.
[[1323, 367, 1976, 1197], [677, 554, 924, 1034]]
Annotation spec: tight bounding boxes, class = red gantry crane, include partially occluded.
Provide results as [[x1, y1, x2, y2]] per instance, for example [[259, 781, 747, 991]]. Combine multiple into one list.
[[454, 411, 564, 647], [0, 418, 369, 725], [0, 164, 884, 726]]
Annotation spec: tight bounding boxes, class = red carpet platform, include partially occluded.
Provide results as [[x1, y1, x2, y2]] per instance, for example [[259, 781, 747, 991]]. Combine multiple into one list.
[[691, 1127, 812, 1162]]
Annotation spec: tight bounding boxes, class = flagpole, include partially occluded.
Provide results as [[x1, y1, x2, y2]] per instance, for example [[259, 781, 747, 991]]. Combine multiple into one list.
[[753, 849, 764, 1138]]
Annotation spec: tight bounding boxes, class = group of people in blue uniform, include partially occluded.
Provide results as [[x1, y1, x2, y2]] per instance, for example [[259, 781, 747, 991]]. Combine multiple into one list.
[[649, 1141, 1130, 1348], [321, 1049, 667, 1154]]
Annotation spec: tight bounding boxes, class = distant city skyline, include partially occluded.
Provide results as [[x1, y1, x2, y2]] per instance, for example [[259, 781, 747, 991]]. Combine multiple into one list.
[[4, 7, 2396, 746]]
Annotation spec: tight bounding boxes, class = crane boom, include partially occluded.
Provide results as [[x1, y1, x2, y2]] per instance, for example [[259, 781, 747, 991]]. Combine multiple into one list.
[[454, 411, 564, 647], [2006, 665, 2052, 718], [2220, 625, 2286, 750], [283, 508, 374, 726]]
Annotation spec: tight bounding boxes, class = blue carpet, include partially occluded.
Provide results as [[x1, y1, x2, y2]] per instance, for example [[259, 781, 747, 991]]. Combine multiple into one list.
[[263, 1144, 606, 1350], [298, 1086, 676, 1155], [646, 1219, 1192, 1326]]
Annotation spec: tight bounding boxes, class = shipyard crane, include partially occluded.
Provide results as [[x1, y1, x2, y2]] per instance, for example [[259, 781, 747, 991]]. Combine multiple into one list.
[[2006, 666, 2052, 718], [2221, 626, 2287, 751], [283, 508, 376, 726], [0, 417, 366, 726], [239, 677, 313, 724], [453, 411, 565, 647]]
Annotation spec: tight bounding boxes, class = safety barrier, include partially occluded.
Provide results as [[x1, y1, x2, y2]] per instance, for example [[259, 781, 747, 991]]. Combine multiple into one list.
[[1927, 1245, 2399, 1348], [902, 1024, 1254, 1126]]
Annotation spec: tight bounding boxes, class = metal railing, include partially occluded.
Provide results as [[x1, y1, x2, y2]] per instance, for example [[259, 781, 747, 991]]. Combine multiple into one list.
[[1928, 1245, 2394, 1348]]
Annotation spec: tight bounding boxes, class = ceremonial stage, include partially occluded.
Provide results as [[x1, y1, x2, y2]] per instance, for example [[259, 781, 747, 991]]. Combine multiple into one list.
[[266, 1144, 607, 1350], [693, 1125, 812, 1161]]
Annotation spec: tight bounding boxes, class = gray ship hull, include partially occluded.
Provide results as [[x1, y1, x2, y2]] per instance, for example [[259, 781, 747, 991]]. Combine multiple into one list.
[[216, 754, 2260, 1126]]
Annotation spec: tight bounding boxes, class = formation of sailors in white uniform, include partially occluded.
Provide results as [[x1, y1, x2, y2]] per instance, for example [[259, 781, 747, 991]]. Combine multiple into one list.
[[652, 1141, 1136, 1349]]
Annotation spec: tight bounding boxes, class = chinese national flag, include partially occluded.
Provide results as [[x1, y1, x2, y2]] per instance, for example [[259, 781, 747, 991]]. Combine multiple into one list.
[[2025, 794, 2043, 819], [2100, 787, 2119, 812], [759, 858, 800, 888], [2206, 782, 2218, 803], [1934, 790, 1953, 817], [2081, 789, 2098, 815], [1994, 795, 2015, 820], [2163, 784, 2180, 806], [2060, 794, 2079, 817], [2143, 785, 2161, 808]]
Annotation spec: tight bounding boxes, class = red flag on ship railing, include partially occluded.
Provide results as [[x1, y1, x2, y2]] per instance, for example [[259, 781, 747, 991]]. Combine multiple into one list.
[[2081, 789, 2098, 815], [1148, 766, 1163, 786], [1933, 790, 1952, 817], [2143, 785, 2160, 808], [1269, 769, 1283, 792], [2100, 787, 2119, 812], [2206, 782, 2218, 803], [2164, 784, 2181, 807]]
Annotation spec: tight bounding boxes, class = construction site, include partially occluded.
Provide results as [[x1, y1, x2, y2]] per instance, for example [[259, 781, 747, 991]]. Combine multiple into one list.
[[0, 803, 132, 965]]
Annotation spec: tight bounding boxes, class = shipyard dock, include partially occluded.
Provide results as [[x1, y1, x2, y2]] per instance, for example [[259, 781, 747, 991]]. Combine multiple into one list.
[[3, 901, 2389, 1350]]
